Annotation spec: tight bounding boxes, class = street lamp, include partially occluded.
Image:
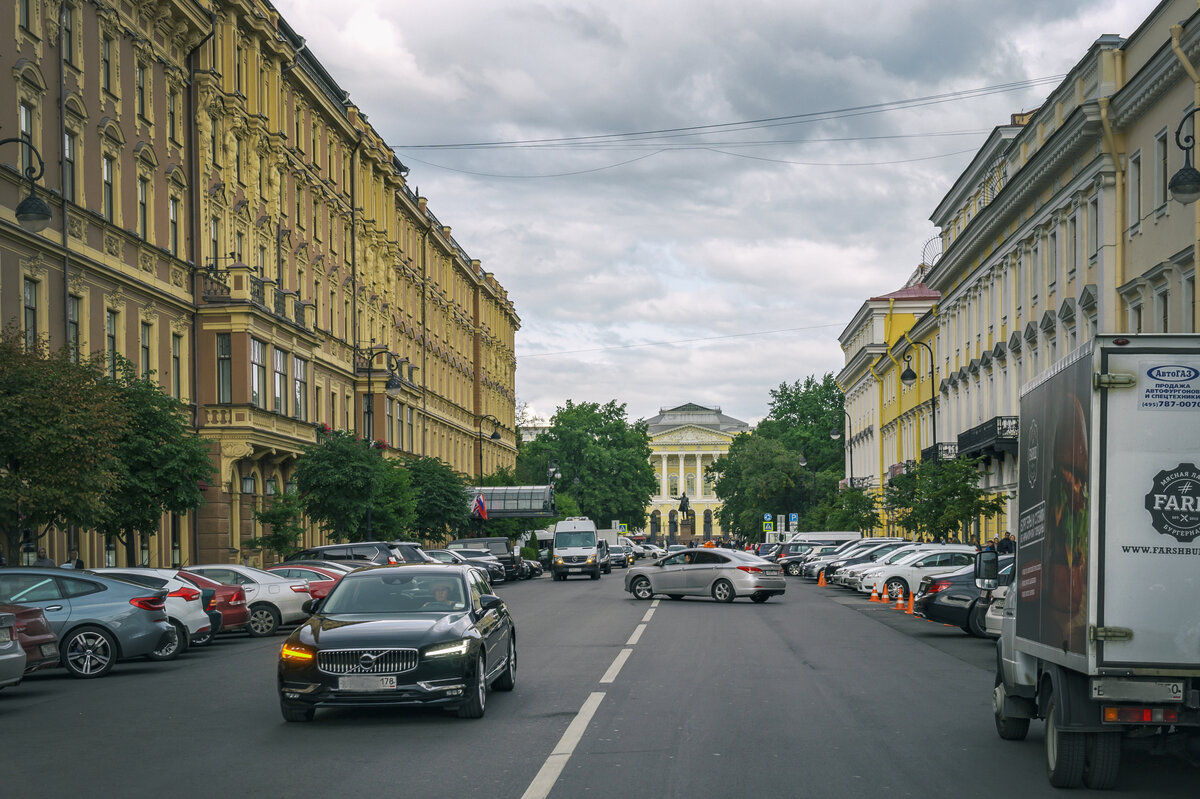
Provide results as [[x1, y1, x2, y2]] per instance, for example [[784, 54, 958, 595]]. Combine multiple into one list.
[[830, 409, 856, 488], [547, 459, 561, 485], [0, 137, 52, 233], [476, 413, 502, 479], [1169, 108, 1200, 204], [900, 340, 938, 458]]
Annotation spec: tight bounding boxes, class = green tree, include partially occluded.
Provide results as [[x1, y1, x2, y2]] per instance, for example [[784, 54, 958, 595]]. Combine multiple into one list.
[[883, 456, 1008, 542], [711, 434, 814, 540], [520, 400, 656, 529], [294, 430, 384, 541], [0, 328, 126, 565], [367, 458, 418, 539], [247, 491, 308, 558], [406, 456, 470, 543], [756, 374, 845, 472], [825, 487, 880, 533], [95, 360, 215, 565]]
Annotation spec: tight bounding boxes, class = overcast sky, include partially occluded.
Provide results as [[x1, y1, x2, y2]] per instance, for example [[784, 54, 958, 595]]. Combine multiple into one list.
[[272, 0, 1157, 426]]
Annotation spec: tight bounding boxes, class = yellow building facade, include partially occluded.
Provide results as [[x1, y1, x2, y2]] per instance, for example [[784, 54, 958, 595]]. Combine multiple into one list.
[[644, 404, 749, 542], [1, 0, 518, 566]]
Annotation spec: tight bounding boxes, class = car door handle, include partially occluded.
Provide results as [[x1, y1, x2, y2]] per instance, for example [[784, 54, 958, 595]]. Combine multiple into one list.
[[45, 605, 64, 611]]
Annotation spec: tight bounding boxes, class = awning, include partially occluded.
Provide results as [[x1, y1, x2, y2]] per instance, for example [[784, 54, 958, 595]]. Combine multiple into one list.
[[468, 485, 558, 519]]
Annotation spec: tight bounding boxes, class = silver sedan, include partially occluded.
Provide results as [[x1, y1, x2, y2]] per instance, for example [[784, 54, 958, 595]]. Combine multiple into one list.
[[624, 549, 785, 603]]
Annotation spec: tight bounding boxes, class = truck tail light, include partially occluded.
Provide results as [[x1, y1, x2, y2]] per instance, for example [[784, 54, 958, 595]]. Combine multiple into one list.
[[1103, 706, 1179, 724]]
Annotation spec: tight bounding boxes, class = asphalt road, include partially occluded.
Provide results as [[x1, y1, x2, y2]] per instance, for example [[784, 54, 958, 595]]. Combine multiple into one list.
[[5, 569, 1199, 798]]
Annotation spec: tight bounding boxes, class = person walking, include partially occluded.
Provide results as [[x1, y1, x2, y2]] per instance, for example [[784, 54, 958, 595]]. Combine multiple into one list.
[[61, 549, 84, 569], [32, 547, 56, 568]]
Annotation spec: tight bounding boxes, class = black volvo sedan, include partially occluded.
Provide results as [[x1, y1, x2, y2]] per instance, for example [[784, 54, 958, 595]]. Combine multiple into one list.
[[277, 564, 515, 722]]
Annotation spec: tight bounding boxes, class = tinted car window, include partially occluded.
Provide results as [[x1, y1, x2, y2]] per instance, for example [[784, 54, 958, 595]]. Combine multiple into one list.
[[60, 577, 105, 597], [693, 551, 723, 565], [0, 574, 63, 602], [103, 573, 167, 589]]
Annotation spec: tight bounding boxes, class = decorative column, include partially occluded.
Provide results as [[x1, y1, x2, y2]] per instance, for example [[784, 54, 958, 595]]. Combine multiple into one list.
[[660, 454, 668, 499]]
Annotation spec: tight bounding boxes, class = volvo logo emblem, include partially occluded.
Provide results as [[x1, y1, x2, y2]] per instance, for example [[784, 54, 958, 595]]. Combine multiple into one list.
[[359, 652, 378, 670]]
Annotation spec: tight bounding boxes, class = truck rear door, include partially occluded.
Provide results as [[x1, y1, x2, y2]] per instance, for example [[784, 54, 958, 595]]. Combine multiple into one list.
[[1098, 341, 1200, 668]]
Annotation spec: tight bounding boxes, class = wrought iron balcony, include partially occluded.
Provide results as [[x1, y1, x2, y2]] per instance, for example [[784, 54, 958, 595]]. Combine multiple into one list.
[[957, 416, 1018, 460], [921, 441, 958, 462]]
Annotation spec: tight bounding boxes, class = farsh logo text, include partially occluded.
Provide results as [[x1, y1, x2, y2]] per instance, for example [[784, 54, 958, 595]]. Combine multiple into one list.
[[1145, 463, 1200, 543]]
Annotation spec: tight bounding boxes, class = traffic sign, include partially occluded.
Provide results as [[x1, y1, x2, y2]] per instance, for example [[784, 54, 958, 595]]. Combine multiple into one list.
[[619, 523, 628, 532], [763, 521, 774, 532], [789, 513, 799, 523], [763, 513, 772, 521]]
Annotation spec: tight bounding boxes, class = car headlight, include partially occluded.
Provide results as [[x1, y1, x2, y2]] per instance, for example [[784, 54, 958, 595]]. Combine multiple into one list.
[[280, 643, 315, 662], [554, 557, 564, 565], [586, 555, 596, 564], [425, 639, 470, 658]]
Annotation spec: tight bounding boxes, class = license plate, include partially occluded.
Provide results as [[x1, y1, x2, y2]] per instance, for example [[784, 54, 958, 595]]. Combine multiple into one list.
[[338, 675, 397, 692], [569, 567, 583, 572], [40, 643, 58, 657]]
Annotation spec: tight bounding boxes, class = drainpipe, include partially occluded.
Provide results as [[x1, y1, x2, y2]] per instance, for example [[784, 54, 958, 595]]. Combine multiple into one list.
[[349, 133, 362, 431], [419, 208, 431, 455], [58, 3, 69, 346], [1172, 24, 1200, 334]]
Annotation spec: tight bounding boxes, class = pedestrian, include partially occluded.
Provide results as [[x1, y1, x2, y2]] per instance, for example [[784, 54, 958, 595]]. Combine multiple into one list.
[[32, 547, 56, 568], [61, 549, 84, 569], [997, 532, 1015, 555]]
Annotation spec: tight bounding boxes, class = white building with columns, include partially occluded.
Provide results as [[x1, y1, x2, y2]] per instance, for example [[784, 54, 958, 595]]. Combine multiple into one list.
[[644, 404, 750, 542]]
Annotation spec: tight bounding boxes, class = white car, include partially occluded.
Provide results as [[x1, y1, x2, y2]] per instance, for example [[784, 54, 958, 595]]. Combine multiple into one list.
[[187, 564, 311, 636], [844, 545, 930, 590], [867, 546, 977, 601], [641, 544, 666, 559], [93, 567, 212, 659]]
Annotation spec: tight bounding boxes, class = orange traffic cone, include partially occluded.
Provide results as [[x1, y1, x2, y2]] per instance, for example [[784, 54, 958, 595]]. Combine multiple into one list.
[[817, 570, 827, 587], [893, 588, 906, 610], [905, 592, 915, 615], [868, 584, 880, 602]]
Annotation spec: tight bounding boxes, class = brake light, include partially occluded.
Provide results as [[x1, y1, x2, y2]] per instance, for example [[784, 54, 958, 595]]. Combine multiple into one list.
[[290, 584, 310, 594], [206, 596, 217, 611], [1103, 706, 1179, 724], [231, 589, 247, 606], [926, 580, 952, 595], [736, 565, 763, 573], [168, 587, 202, 602], [130, 596, 165, 611]]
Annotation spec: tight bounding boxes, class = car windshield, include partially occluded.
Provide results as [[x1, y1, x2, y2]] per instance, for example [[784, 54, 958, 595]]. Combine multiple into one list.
[[456, 549, 492, 559], [320, 572, 467, 614], [555, 532, 596, 548]]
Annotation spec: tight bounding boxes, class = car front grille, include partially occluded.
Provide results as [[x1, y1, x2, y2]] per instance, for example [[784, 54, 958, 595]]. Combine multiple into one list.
[[318, 648, 418, 675], [563, 555, 588, 564]]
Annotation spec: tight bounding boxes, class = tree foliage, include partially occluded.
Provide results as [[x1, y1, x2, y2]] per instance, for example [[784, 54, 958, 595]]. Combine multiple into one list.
[[294, 430, 386, 541], [883, 456, 1008, 541], [517, 400, 656, 529], [94, 359, 214, 564], [406, 456, 470, 543], [247, 491, 308, 558]]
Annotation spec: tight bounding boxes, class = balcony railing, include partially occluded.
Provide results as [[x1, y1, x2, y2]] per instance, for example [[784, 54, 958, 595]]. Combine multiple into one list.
[[921, 441, 958, 462], [957, 416, 1019, 459], [199, 266, 309, 331]]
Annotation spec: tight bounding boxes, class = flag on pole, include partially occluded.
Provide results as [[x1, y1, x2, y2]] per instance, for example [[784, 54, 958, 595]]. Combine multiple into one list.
[[472, 493, 488, 520]]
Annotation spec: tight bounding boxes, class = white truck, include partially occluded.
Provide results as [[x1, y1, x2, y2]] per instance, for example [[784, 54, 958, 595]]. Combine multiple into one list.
[[550, 517, 601, 581], [980, 334, 1200, 789]]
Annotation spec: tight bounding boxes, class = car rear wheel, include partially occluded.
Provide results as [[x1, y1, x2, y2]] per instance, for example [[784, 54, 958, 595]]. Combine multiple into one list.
[[145, 620, 187, 661], [711, 579, 735, 603], [494, 636, 516, 691], [1045, 691, 1085, 788], [631, 577, 654, 600], [785, 562, 802, 576], [280, 701, 314, 722], [190, 627, 213, 647], [457, 653, 487, 719], [1083, 732, 1121, 789], [247, 604, 280, 637], [966, 601, 988, 637], [62, 626, 117, 679]]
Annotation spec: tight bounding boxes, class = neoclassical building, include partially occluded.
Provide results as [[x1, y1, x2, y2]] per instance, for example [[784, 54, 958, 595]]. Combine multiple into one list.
[[645, 403, 750, 542], [1, 0, 518, 566]]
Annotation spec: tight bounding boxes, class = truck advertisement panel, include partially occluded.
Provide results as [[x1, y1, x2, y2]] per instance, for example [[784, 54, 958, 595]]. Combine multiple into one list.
[[1016, 348, 1091, 657], [1099, 345, 1200, 667]]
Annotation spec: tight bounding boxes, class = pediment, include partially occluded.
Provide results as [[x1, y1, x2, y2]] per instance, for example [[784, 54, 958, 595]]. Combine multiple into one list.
[[651, 424, 736, 445]]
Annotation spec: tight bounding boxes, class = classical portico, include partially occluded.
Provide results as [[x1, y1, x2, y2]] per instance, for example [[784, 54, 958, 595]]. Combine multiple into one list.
[[645, 404, 750, 542]]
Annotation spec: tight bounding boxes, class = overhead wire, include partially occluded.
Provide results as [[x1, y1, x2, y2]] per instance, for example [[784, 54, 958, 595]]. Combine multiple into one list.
[[518, 322, 845, 359]]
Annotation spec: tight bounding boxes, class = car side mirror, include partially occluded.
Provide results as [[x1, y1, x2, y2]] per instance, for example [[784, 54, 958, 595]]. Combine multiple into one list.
[[302, 599, 320, 614], [974, 551, 999, 590], [480, 594, 503, 612]]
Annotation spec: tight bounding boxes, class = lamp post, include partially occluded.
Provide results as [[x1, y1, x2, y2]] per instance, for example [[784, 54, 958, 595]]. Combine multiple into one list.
[[1169, 108, 1200, 204], [476, 413, 502, 480], [355, 345, 406, 442], [830, 409, 855, 488], [0, 137, 52, 233], [899, 340, 938, 459]]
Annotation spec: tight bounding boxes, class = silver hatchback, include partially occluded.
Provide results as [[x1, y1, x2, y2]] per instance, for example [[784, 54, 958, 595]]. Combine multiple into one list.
[[624, 549, 786, 603]]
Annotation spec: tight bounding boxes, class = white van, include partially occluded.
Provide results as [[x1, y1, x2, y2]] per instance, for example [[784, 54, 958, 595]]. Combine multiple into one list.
[[787, 531, 863, 544], [551, 517, 601, 580], [618, 536, 644, 559]]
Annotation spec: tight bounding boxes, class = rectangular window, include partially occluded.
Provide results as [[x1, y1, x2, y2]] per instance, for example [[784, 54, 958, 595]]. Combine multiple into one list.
[[169, 198, 180, 255], [20, 0, 31, 31], [273, 349, 287, 414], [216, 333, 232, 403], [1159, 292, 1170, 333], [250, 338, 267, 409], [1129, 152, 1142, 228], [67, 295, 81, 363], [1047, 231, 1057, 289], [235, 138, 242, 184], [135, 63, 146, 118], [385, 399, 394, 447], [102, 156, 114, 222], [62, 5, 74, 64], [293, 357, 308, 421], [362, 395, 374, 442], [1067, 215, 1078, 279], [23, 278, 37, 351], [396, 403, 405, 451], [101, 37, 113, 92], [210, 217, 219, 265], [258, 246, 266, 274], [171, 334, 182, 399], [1088, 198, 1099, 257], [140, 322, 152, 376], [1156, 130, 1169, 208], [19, 104, 34, 175], [407, 407, 415, 453], [63, 132, 76, 203], [235, 231, 244, 262], [167, 90, 177, 141], [106, 310, 118, 379], [137, 178, 149, 239]]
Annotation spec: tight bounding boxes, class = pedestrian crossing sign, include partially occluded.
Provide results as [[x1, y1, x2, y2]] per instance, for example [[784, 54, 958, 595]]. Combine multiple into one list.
[[763, 521, 774, 532]]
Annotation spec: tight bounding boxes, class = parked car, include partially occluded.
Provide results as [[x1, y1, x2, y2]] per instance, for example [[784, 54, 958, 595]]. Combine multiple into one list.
[[841, 545, 930, 590], [447, 537, 521, 582], [387, 541, 439, 563], [983, 582, 1008, 638], [0, 568, 172, 678], [441, 549, 506, 584], [265, 564, 345, 600], [624, 548, 785, 603], [185, 565, 310, 637], [753, 543, 779, 558], [779, 545, 838, 576], [0, 603, 58, 674], [641, 544, 666, 559], [523, 558, 543, 577], [912, 556, 1015, 635], [666, 544, 687, 553], [91, 568, 212, 660], [286, 542, 404, 566], [610, 545, 630, 569], [0, 612, 26, 690], [277, 564, 516, 722], [175, 571, 250, 639], [801, 538, 905, 580], [826, 541, 912, 586], [859, 546, 977, 599]]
